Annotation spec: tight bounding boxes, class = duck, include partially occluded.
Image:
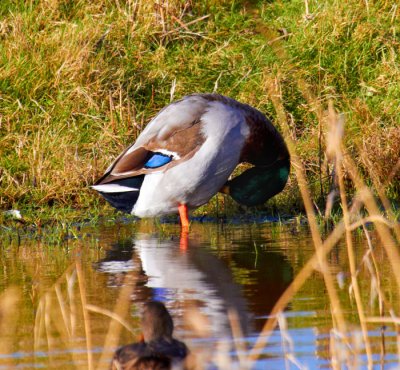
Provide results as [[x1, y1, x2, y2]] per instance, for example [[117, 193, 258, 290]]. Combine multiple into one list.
[[111, 301, 189, 370], [92, 93, 290, 230]]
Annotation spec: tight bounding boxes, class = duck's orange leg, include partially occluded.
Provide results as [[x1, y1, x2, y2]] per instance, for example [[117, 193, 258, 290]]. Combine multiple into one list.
[[178, 203, 190, 231], [178, 204, 189, 250], [179, 231, 188, 251]]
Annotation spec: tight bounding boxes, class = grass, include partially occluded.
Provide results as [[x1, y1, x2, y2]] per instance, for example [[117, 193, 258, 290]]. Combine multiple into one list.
[[0, 0, 399, 224], [1, 3, 400, 366]]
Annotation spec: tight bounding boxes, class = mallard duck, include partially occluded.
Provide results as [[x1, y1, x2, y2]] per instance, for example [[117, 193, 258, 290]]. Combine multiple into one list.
[[111, 301, 188, 370], [92, 94, 290, 229]]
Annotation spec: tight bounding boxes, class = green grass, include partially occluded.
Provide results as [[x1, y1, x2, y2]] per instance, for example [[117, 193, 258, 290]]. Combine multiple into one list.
[[1, 0, 399, 223]]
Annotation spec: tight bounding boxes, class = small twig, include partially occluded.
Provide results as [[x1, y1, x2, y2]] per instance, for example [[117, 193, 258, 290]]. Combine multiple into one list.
[[86, 304, 136, 335], [348, 216, 394, 231], [76, 262, 93, 370], [268, 33, 293, 45], [170, 31, 216, 43], [170, 78, 176, 103], [109, 92, 116, 134], [304, 0, 309, 16], [162, 14, 210, 36], [170, 14, 190, 31], [55, 285, 71, 337], [228, 309, 249, 369], [365, 317, 400, 325]]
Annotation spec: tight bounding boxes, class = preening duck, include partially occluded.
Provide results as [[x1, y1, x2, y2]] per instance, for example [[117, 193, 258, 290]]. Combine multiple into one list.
[[92, 94, 290, 229]]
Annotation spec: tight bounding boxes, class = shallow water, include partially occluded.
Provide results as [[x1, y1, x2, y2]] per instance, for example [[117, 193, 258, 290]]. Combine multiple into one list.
[[0, 219, 398, 369]]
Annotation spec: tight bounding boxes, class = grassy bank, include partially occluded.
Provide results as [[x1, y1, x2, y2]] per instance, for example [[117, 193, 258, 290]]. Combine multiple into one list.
[[0, 0, 399, 223]]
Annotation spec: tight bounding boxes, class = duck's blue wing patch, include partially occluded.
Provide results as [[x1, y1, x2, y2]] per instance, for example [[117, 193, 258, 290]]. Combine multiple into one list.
[[144, 153, 172, 169]]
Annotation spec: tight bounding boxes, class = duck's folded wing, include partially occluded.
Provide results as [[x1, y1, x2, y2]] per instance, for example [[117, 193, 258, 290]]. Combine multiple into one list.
[[94, 97, 208, 186]]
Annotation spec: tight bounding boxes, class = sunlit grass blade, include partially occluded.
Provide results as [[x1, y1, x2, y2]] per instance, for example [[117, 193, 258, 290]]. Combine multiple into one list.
[[0, 288, 19, 369]]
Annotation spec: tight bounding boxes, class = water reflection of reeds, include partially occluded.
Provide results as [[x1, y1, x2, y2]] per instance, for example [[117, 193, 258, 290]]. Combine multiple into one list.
[[1, 212, 399, 369]]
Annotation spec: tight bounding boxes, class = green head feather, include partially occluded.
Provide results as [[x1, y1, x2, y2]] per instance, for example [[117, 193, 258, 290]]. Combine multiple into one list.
[[227, 158, 290, 207]]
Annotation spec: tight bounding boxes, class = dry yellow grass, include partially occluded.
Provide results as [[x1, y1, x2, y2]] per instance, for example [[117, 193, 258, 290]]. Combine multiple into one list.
[[1, 0, 399, 221]]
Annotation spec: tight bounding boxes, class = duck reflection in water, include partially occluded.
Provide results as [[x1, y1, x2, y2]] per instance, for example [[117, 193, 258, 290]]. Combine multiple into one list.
[[95, 227, 293, 363], [95, 232, 250, 338], [111, 301, 189, 370]]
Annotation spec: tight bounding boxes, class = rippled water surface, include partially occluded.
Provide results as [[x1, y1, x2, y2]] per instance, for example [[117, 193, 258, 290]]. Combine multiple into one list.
[[0, 219, 398, 369]]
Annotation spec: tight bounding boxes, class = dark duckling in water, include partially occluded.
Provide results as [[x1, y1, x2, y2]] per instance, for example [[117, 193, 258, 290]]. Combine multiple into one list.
[[111, 301, 189, 370]]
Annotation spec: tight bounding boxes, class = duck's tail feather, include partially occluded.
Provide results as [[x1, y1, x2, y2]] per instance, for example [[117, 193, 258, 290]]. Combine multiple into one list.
[[91, 176, 145, 213]]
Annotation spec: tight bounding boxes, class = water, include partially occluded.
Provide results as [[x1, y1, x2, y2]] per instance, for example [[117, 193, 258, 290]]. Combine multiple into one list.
[[0, 220, 398, 369]]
